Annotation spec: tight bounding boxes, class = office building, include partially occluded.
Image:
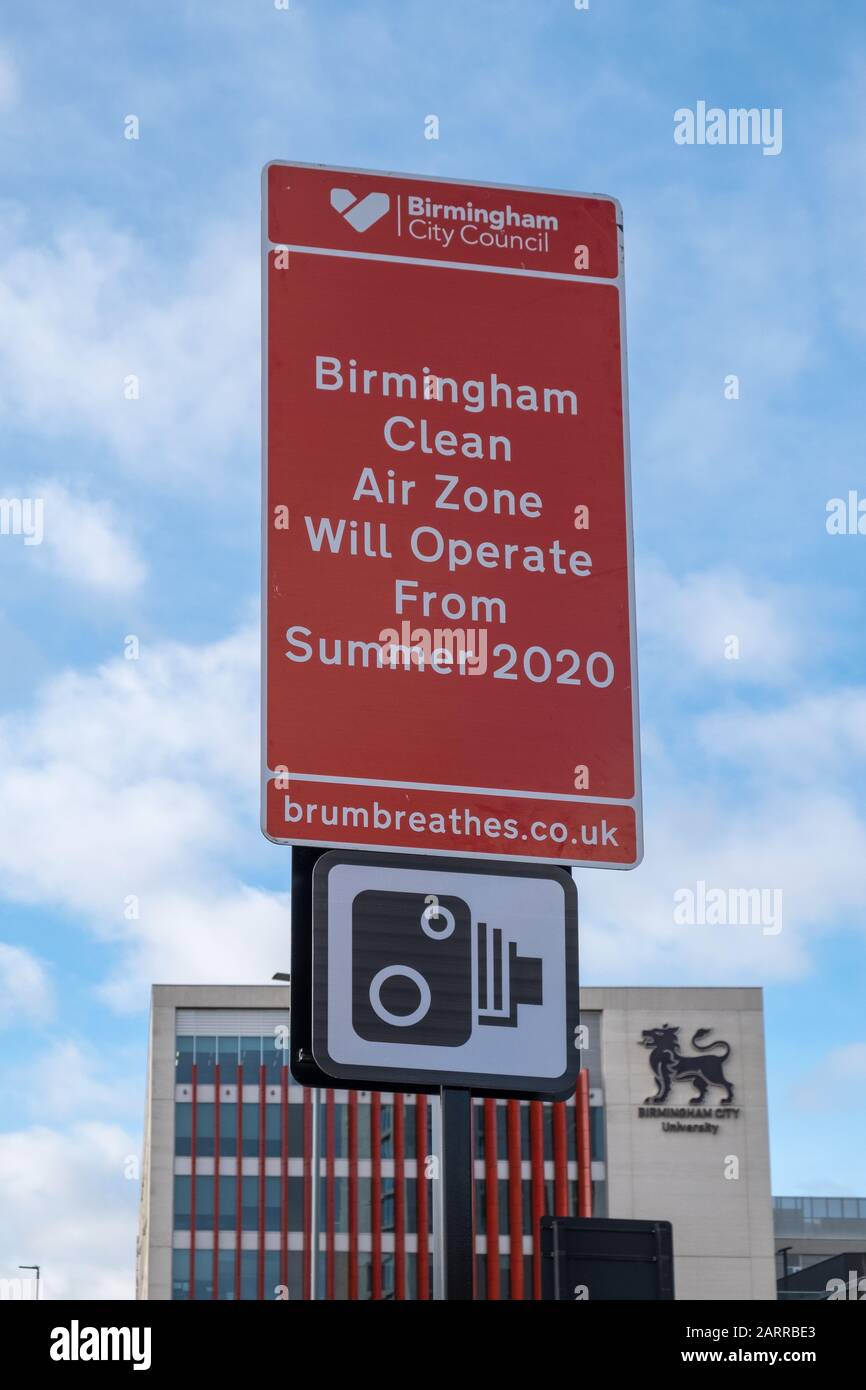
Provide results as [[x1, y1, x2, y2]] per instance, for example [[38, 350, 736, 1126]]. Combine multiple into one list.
[[137, 984, 775, 1299]]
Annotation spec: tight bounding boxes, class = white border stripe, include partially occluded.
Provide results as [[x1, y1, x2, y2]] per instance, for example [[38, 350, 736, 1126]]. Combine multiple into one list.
[[266, 239, 619, 285]]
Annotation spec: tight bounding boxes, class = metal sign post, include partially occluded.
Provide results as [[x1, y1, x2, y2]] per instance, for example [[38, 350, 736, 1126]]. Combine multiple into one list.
[[439, 1088, 474, 1300], [308, 1085, 321, 1300]]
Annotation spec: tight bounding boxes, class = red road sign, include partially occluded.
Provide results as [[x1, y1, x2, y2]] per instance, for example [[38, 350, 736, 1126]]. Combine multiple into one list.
[[263, 162, 641, 867]]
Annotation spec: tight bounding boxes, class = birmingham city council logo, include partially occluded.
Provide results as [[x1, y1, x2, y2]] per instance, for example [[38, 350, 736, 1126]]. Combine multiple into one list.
[[330, 186, 390, 232], [639, 1024, 735, 1106]]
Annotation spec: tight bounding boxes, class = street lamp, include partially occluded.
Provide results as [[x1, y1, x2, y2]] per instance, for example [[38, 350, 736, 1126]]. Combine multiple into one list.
[[19, 1265, 40, 1301]]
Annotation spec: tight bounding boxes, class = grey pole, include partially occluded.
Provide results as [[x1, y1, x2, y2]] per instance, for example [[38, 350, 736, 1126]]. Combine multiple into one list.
[[309, 1087, 321, 1299], [431, 1095, 445, 1299]]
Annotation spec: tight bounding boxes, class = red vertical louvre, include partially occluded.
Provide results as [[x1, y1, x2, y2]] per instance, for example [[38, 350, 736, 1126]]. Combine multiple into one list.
[[235, 1062, 243, 1300], [280, 1065, 289, 1295], [553, 1101, 569, 1217], [576, 1070, 593, 1218], [326, 1090, 335, 1301], [530, 1101, 545, 1301], [506, 1100, 524, 1301], [483, 1099, 500, 1300], [258, 1064, 266, 1299], [189, 1062, 197, 1300], [348, 1090, 359, 1301], [415, 1095, 430, 1301], [303, 1088, 312, 1301], [371, 1092, 382, 1300], [394, 1094, 406, 1300], [212, 1062, 220, 1301]]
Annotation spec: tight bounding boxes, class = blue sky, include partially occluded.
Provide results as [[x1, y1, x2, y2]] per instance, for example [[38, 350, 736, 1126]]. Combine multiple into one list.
[[1, 0, 865, 1296]]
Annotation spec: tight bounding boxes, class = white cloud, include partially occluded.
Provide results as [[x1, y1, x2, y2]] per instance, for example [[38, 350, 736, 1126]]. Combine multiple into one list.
[[33, 481, 146, 594], [699, 689, 866, 786], [638, 559, 809, 685], [0, 1123, 137, 1299], [0, 621, 286, 1008], [0, 219, 257, 486], [0, 943, 52, 1027], [16, 1041, 139, 1122], [580, 786, 866, 984]]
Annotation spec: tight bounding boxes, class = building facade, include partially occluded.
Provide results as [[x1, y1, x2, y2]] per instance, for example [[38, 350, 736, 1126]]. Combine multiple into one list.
[[137, 984, 775, 1300]]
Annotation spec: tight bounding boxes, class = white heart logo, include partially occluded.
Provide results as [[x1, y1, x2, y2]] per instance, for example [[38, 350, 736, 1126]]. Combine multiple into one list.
[[330, 187, 390, 232]]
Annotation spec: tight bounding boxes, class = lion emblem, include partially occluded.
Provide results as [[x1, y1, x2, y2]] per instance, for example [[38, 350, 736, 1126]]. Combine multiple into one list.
[[639, 1024, 735, 1105]]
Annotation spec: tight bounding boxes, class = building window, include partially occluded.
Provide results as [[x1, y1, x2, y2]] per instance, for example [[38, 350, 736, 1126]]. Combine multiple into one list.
[[406, 1098, 420, 1158], [241, 1036, 262, 1082], [498, 1179, 510, 1235], [265, 1176, 281, 1230], [547, 1106, 561, 1161], [381, 1180, 395, 1232], [288, 1176, 303, 1232], [333, 1176, 350, 1234], [217, 1249, 235, 1300], [265, 1102, 281, 1157], [475, 1180, 487, 1236], [264, 1033, 285, 1082], [240, 1250, 258, 1300], [358, 1250, 373, 1300], [496, 1105, 507, 1153], [218, 1174, 236, 1230], [175, 1102, 192, 1156], [333, 1251, 350, 1301], [242, 1102, 259, 1157], [380, 1101, 393, 1158], [358, 1176, 371, 1233], [195, 1036, 216, 1083], [241, 1176, 258, 1230], [589, 1105, 605, 1161], [219, 1101, 237, 1156], [264, 1250, 283, 1301], [333, 1103, 348, 1157], [173, 1175, 191, 1231], [172, 1248, 190, 1299], [288, 1111, 305, 1158], [194, 1259, 213, 1300], [288, 1252, 304, 1299], [357, 1100, 371, 1158], [405, 1178, 419, 1234], [175, 1036, 194, 1083], [195, 1175, 214, 1230], [217, 1035, 239, 1069], [196, 1102, 215, 1157]]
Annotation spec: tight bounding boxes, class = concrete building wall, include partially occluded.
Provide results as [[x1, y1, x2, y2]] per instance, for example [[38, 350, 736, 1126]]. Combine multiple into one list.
[[584, 986, 776, 1300]]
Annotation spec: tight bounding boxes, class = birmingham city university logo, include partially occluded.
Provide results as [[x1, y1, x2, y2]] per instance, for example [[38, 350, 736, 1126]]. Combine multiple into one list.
[[637, 1025, 738, 1135], [640, 1025, 735, 1105], [330, 186, 390, 232]]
